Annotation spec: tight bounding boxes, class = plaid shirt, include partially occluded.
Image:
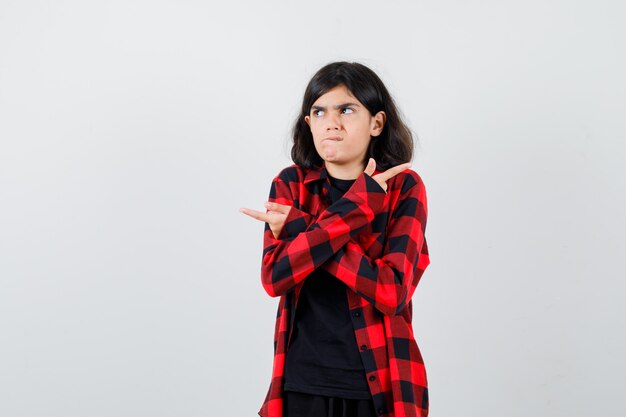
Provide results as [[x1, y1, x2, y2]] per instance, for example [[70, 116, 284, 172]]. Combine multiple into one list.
[[258, 161, 431, 417]]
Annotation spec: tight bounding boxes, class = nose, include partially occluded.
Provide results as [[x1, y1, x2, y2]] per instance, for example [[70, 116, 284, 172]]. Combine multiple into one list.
[[324, 112, 341, 131]]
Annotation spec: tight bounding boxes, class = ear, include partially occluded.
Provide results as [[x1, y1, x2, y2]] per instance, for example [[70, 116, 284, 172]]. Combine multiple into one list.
[[370, 111, 386, 137], [304, 115, 311, 127]]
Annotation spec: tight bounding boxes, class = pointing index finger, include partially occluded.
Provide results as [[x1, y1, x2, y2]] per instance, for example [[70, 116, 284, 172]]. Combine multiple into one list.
[[239, 207, 270, 223], [378, 162, 412, 181]]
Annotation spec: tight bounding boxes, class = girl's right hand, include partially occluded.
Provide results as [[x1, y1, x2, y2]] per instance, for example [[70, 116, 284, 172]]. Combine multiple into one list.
[[239, 202, 292, 239], [364, 158, 411, 193]]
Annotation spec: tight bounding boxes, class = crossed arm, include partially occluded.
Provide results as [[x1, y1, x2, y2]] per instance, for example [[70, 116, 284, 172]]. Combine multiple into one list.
[[258, 170, 386, 297], [243, 166, 429, 317], [262, 172, 429, 315]]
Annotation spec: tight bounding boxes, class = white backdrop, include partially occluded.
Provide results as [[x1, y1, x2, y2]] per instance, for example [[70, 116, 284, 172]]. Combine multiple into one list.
[[1, 1, 624, 416]]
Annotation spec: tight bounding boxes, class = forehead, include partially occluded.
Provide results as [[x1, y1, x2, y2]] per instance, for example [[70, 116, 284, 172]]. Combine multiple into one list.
[[312, 84, 358, 106]]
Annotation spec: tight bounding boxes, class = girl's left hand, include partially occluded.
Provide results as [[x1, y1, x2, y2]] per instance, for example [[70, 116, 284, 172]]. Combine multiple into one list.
[[239, 202, 292, 239]]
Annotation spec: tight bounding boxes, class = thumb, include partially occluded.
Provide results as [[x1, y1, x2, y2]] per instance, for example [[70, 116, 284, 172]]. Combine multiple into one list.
[[364, 158, 376, 176], [264, 202, 291, 214]]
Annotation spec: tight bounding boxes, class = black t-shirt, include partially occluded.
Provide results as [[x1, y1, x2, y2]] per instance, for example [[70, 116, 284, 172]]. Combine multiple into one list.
[[283, 174, 371, 400]]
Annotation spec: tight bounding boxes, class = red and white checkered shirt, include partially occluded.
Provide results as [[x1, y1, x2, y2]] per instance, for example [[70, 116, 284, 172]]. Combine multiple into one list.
[[258, 161, 431, 417]]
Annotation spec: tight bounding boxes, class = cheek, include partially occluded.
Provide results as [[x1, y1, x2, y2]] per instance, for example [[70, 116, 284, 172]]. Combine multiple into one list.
[[310, 123, 324, 137], [349, 123, 372, 141]]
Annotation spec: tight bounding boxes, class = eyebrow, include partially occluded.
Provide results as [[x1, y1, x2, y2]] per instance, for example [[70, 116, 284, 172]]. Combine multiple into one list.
[[311, 102, 361, 111]]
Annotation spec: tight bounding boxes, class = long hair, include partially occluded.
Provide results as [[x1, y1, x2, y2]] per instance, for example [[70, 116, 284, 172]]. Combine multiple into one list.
[[291, 61, 415, 170]]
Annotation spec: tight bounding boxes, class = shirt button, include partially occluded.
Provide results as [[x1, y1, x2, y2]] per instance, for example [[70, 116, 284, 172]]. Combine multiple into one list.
[[369, 375, 376, 381], [353, 311, 361, 317], [360, 344, 367, 351], [377, 408, 384, 414]]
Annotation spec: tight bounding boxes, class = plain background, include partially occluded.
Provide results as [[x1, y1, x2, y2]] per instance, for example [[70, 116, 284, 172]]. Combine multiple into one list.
[[1, 1, 624, 416]]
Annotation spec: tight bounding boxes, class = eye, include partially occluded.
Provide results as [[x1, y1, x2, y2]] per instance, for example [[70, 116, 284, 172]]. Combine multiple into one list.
[[313, 109, 324, 117], [342, 107, 354, 114]]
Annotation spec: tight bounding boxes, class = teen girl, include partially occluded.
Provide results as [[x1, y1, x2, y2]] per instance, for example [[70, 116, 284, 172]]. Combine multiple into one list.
[[240, 61, 431, 417]]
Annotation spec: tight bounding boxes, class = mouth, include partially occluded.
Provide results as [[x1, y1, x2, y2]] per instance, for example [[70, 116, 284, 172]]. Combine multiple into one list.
[[323, 136, 342, 142]]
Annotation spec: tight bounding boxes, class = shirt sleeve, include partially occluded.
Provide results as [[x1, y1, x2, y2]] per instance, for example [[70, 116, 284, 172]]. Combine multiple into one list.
[[261, 170, 387, 298], [271, 181, 315, 241], [319, 176, 429, 316]]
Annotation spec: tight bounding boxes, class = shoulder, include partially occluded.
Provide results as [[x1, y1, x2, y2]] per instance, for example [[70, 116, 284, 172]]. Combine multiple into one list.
[[273, 163, 322, 186], [386, 168, 428, 219], [273, 163, 304, 183], [387, 167, 426, 197]]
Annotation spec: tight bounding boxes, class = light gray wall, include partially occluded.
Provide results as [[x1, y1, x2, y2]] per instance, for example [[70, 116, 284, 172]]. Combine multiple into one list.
[[1, 1, 624, 416]]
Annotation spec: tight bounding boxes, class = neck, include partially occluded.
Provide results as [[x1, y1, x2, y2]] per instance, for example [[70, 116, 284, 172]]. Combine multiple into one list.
[[324, 160, 366, 180]]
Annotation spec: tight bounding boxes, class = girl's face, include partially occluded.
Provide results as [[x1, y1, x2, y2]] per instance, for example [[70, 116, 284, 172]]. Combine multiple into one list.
[[305, 84, 385, 169]]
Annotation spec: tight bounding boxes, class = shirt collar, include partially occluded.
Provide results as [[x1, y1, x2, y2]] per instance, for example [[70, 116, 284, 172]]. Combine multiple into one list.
[[303, 161, 328, 184], [303, 160, 381, 184]]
